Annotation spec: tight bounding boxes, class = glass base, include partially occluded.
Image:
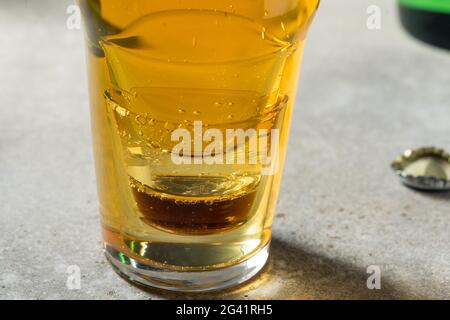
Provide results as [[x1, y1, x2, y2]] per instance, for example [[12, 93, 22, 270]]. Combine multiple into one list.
[[104, 241, 270, 292]]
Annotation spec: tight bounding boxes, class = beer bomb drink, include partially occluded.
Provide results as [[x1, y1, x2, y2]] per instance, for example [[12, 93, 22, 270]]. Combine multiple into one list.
[[79, 0, 319, 291]]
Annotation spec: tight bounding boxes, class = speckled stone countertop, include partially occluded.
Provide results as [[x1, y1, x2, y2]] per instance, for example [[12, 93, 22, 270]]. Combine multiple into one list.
[[0, 0, 449, 299]]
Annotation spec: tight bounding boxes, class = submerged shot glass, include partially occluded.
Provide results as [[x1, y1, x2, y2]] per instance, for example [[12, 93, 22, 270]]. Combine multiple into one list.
[[79, 0, 319, 292]]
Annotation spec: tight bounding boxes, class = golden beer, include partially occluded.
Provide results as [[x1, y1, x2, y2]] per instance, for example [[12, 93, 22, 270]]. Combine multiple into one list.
[[80, 0, 319, 291]]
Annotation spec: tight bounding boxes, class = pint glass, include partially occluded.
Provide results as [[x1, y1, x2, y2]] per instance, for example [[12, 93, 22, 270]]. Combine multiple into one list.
[[79, 0, 319, 291]]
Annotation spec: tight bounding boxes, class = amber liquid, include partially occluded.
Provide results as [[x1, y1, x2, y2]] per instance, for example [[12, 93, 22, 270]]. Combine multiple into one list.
[[81, 0, 318, 270]]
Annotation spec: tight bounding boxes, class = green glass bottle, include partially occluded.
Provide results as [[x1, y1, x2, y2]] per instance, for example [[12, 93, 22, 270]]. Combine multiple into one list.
[[399, 0, 450, 49]]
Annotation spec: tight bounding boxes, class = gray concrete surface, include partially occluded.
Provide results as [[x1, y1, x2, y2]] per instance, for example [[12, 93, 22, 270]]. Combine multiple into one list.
[[0, 0, 449, 300]]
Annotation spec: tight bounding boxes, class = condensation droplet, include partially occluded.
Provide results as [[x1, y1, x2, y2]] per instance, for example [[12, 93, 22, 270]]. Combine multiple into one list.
[[135, 113, 148, 125], [114, 105, 129, 118], [150, 141, 161, 149]]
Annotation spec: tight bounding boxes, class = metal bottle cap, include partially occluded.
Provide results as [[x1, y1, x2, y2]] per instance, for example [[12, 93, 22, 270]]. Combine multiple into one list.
[[391, 147, 450, 191]]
